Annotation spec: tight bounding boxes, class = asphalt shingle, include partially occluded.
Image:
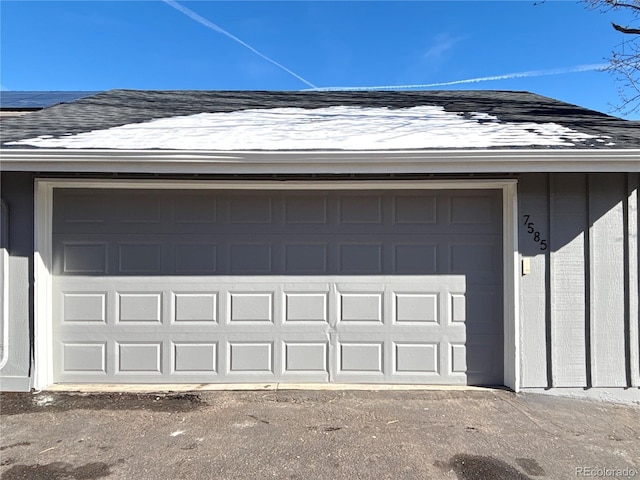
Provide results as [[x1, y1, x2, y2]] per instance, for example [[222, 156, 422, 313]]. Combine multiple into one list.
[[1, 89, 639, 149]]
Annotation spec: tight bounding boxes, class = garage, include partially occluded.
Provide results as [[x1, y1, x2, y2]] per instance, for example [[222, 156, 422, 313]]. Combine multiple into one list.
[[50, 186, 503, 385], [4, 89, 638, 400]]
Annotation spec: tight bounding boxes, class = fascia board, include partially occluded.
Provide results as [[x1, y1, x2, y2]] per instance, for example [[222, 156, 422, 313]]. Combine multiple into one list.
[[1, 149, 639, 173]]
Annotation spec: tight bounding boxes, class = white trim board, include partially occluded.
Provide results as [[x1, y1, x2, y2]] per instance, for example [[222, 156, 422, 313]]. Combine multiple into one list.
[[33, 178, 519, 391], [0, 376, 32, 392], [5, 149, 640, 174], [0, 249, 8, 370]]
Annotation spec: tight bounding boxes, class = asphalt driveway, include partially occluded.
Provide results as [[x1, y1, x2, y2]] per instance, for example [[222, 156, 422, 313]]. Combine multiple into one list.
[[1, 389, 638, 479]]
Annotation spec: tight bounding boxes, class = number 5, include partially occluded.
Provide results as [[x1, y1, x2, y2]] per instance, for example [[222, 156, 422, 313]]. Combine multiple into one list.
[[527, 222, 535, 234]]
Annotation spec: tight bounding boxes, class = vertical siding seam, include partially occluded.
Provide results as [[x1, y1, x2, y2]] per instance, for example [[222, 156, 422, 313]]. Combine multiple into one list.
[[627, 173, 640, 387], [546, 173, 554, 388], [585, 174, 593, 388], [637, 173, 640, 388], [623, 174, 632, 387]]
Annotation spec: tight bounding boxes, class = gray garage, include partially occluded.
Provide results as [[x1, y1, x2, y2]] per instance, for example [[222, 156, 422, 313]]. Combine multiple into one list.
[[52, 188, 503, 384], [0, 90, 638, 403]]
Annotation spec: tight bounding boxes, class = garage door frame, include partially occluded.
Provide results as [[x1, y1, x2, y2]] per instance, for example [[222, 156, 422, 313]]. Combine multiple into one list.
[[33, 178, 519, 391]]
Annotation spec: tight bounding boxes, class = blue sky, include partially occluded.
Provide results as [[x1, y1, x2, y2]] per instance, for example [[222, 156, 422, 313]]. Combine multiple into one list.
[[1, 1, 638, 119]]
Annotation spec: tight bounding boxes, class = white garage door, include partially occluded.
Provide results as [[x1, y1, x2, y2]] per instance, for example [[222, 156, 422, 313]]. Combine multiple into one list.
[[52, 188, 503, 385]]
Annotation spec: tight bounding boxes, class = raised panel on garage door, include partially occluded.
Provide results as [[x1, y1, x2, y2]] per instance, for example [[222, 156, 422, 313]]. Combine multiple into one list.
[[52, 188, 503, 385]]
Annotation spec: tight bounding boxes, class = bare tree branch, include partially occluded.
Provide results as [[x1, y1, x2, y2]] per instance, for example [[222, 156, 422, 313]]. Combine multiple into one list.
[[581, 0, 640, 113], [607, 1, 640, 13], [612, 22, 640, 34], [587, 0, 640, 13]]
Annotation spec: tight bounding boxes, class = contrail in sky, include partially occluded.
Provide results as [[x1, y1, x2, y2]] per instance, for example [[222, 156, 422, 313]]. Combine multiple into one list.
[[307, 63, 608, 91], [163, 0, 317, 88]]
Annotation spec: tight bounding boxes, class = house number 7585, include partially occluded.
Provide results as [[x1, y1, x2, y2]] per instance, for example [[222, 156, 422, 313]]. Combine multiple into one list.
[[522, 214, 548, 251]]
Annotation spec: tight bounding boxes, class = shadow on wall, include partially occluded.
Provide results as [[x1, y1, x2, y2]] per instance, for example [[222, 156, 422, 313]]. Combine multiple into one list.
[[0, 172, 36, 379], [0, 199, 9, 369], [519, 173, 634, 257]]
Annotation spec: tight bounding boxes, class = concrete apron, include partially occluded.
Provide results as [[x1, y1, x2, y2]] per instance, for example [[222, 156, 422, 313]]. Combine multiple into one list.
[[44, 383, 500, 393]]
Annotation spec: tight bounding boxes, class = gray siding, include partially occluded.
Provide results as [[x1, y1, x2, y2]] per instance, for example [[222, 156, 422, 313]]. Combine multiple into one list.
[[519, 173, 639, 389], [0, 172, 34, 389]]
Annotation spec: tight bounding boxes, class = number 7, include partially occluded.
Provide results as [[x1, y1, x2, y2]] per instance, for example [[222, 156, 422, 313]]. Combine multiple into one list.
[[523, 214, 530, 225]]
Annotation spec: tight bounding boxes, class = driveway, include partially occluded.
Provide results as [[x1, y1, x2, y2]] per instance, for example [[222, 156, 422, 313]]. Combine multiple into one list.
[[1, 389, 638, 479]]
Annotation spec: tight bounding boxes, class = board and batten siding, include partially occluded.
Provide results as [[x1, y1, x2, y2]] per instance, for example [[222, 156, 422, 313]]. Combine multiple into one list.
[[519, 172, 639, 390]]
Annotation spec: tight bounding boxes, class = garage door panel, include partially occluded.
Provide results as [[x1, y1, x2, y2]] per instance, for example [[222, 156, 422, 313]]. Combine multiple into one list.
[[282, 339, 329, 375], [464, 336, 504, 385], [337, 339, 385, 376], [394, 293, 439, 323], [229, 194, 274, 224], [62, 293, 107, 324], [339, 293, 384, 324], [449, 241, 502, 284], [284, 243, 328, 274], [338, 243, 383, 274], [285, 195, 328, 224], [450, 195, 494, 224], [61, 342, 107, 374], [173, 293, 217, 323], [52, 188, 503, 385], [172, 194, 217, 224], [338, 194, 383, 224], [393, 194, 437, 224], [228, 292, 273, 323], [57, 191, 108, 225], [394, 342, 440, 374], [116, 342, 163, 374], [450, 343, 468, 375], [393, 243, 438, 274], [229, 244, 273, 274], [114, 193, 162, 225], [172, 342, 218, 373], [117, 293, 163, 323], [450, 293, 466, 324], [284, 293, 328, 323], [448, 192, 503, 230], [118, 243, 164, 274], [175, 243, 217, 274], [465, 290, 502, 335], [228, 342, 274, 373], [57, 242, 108, 275]]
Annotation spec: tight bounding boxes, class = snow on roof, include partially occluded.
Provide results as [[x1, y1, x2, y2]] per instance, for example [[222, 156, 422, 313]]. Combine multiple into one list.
[[6, 105, 610, 150]]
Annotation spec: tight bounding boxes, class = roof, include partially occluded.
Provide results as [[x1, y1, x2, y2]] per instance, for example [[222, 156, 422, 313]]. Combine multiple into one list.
[[2, 89, 640, 151], [0, 91, 100, 111]]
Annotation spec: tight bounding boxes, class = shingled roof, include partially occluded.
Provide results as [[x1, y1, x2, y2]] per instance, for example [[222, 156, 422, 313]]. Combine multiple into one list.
[[1, 89, 639, 150]]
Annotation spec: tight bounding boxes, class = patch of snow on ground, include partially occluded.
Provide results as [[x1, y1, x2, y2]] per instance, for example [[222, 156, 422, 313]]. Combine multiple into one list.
[[8, 106, 603, 149], [33, 395, 55, 406]]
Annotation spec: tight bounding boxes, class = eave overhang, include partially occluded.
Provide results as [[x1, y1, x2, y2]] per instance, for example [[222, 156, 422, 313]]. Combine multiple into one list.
[[1, 148, 639, 174]]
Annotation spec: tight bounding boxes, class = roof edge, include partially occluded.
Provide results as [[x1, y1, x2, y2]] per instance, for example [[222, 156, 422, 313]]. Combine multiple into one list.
[[1, 148, 639, 174]]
